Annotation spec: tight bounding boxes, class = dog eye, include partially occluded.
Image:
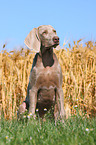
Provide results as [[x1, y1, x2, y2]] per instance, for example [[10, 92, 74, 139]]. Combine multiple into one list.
[[42, 30, 48, 35], [53, 30, 56, 33]]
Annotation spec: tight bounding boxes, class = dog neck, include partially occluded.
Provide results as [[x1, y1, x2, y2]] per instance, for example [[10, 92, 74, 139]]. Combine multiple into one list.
[[40, 46, 54, 67]]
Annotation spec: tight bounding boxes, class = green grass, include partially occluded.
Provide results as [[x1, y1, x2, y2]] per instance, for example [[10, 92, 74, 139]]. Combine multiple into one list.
[[0, 115, 96, 145]]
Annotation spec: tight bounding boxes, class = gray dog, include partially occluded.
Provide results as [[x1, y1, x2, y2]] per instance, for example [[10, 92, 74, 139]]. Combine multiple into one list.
[[18, 25, 65, 121]]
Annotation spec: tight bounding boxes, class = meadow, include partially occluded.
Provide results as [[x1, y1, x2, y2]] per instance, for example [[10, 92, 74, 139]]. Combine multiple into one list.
[[0, 114, 96, 145], [0, 40, 96, 144]]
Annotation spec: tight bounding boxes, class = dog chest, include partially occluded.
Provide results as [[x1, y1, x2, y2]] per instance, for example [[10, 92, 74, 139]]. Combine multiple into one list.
[[36, 67, 60, 88]]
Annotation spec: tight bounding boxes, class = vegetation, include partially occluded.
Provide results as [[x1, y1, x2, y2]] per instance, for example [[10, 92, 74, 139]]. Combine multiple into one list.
[[0, 114, 96, 145], [0, 40, 96, 119]]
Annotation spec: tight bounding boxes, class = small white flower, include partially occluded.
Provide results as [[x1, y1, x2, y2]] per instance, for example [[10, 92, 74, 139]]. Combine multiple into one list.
[[86, 128, 89, 131], [30, 137, 32, 140], [29, 113, 32, 116], [74, 105, 78, 108], [27, 115, 30, 119], [44, 108, 47, 111], [27, 113, 32, 119], [36, 108, 39, 112]]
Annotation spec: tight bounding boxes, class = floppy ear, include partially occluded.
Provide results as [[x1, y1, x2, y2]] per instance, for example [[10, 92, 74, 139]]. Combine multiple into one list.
[[24, 28, 40, 52]]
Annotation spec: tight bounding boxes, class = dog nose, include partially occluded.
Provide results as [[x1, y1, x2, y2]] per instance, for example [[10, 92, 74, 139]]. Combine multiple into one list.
[[53, 36, 59, 43]]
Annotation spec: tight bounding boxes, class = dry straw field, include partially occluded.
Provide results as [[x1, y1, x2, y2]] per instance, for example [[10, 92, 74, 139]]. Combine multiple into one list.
[[0, 40, 96, 119]]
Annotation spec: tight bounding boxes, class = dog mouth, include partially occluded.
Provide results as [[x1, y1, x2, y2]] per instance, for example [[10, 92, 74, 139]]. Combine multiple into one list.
[[46, 42, 59, 49], [53, 42, 59, 48], [50, 43, 59, 49]]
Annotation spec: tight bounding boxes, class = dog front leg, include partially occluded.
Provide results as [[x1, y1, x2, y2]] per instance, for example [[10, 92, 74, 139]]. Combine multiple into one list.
[[58, 88, 66, 121], [54, 90, 60, 123], [29, 88, 37, 118]]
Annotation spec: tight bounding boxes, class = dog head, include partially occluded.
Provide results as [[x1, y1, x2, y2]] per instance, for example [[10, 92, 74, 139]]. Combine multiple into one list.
[[24, 25, 60, 52]]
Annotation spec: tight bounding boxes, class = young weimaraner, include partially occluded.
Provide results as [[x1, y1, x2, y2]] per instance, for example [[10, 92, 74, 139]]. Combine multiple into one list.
[[18, 25, 65, 121]]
